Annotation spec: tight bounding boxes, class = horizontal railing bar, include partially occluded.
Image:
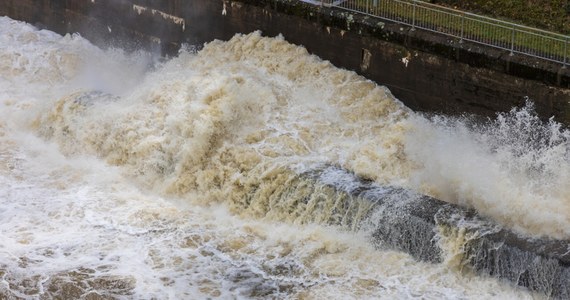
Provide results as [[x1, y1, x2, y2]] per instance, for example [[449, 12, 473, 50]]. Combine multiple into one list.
[[303, 0, 570, 65]]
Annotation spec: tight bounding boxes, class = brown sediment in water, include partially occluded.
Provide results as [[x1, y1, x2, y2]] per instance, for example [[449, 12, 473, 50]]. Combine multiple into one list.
[[1, 21, 568, 299], [32, 32, 570, 240]]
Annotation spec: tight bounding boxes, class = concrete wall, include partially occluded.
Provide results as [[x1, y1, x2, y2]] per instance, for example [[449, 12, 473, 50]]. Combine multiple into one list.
[[0, 0, 569, 124]]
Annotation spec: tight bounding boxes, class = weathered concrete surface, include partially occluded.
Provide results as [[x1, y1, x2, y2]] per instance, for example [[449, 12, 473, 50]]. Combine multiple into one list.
[[1, 0, 569, 124], [220, 0, 570, 124]]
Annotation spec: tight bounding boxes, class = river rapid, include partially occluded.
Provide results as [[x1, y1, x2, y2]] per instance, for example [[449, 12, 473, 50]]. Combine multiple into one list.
[[1, 16, 567, 299]]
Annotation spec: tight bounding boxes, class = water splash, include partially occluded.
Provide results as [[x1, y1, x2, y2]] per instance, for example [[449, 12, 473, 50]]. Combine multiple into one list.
[[0, 16, 560, 298], [405, 102, 569, 238]]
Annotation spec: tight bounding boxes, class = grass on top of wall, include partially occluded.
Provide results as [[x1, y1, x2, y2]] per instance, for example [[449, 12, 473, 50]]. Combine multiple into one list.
[[429, 0, 570, 35]]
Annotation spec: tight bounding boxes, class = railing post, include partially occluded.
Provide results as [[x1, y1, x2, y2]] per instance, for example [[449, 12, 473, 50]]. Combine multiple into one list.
[[510, 24, 516, 56], [412, 1, 417, 30], [562, 36, 569, 69], [460, 13, 465, 43]]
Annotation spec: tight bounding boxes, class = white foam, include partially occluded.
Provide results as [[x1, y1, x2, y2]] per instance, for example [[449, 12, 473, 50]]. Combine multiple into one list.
[[0, 16, 553, 298]]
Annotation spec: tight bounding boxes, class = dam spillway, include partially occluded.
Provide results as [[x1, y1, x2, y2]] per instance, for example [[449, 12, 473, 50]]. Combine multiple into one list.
[[0, 1, 569, 299], [307, 166, 570, 298]]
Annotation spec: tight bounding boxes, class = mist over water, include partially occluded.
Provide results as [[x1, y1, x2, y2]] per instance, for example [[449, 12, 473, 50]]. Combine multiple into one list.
[[0, 16, 565, 298]]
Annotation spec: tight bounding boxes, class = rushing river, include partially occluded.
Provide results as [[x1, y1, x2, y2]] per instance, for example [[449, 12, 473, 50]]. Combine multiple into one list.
[[0, 16, 567, 299]]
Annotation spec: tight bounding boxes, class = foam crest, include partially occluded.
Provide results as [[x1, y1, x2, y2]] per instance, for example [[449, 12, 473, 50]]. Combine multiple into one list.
[[33, 31, 411, 210]]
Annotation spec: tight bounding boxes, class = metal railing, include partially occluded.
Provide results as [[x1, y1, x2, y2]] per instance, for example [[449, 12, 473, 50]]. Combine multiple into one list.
[[306, 0, 570, 66]]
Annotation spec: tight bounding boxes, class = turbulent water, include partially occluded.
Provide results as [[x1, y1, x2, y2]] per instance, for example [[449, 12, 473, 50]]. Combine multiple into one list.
[[1, 16, 568, 298]]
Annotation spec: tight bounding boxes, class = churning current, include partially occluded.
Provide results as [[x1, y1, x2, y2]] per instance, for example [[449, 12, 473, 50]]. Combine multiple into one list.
[[0, 16, 567, 298]]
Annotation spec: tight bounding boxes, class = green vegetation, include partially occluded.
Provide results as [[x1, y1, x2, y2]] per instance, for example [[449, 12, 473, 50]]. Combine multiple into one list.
[[430, 0, 570, 35]]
